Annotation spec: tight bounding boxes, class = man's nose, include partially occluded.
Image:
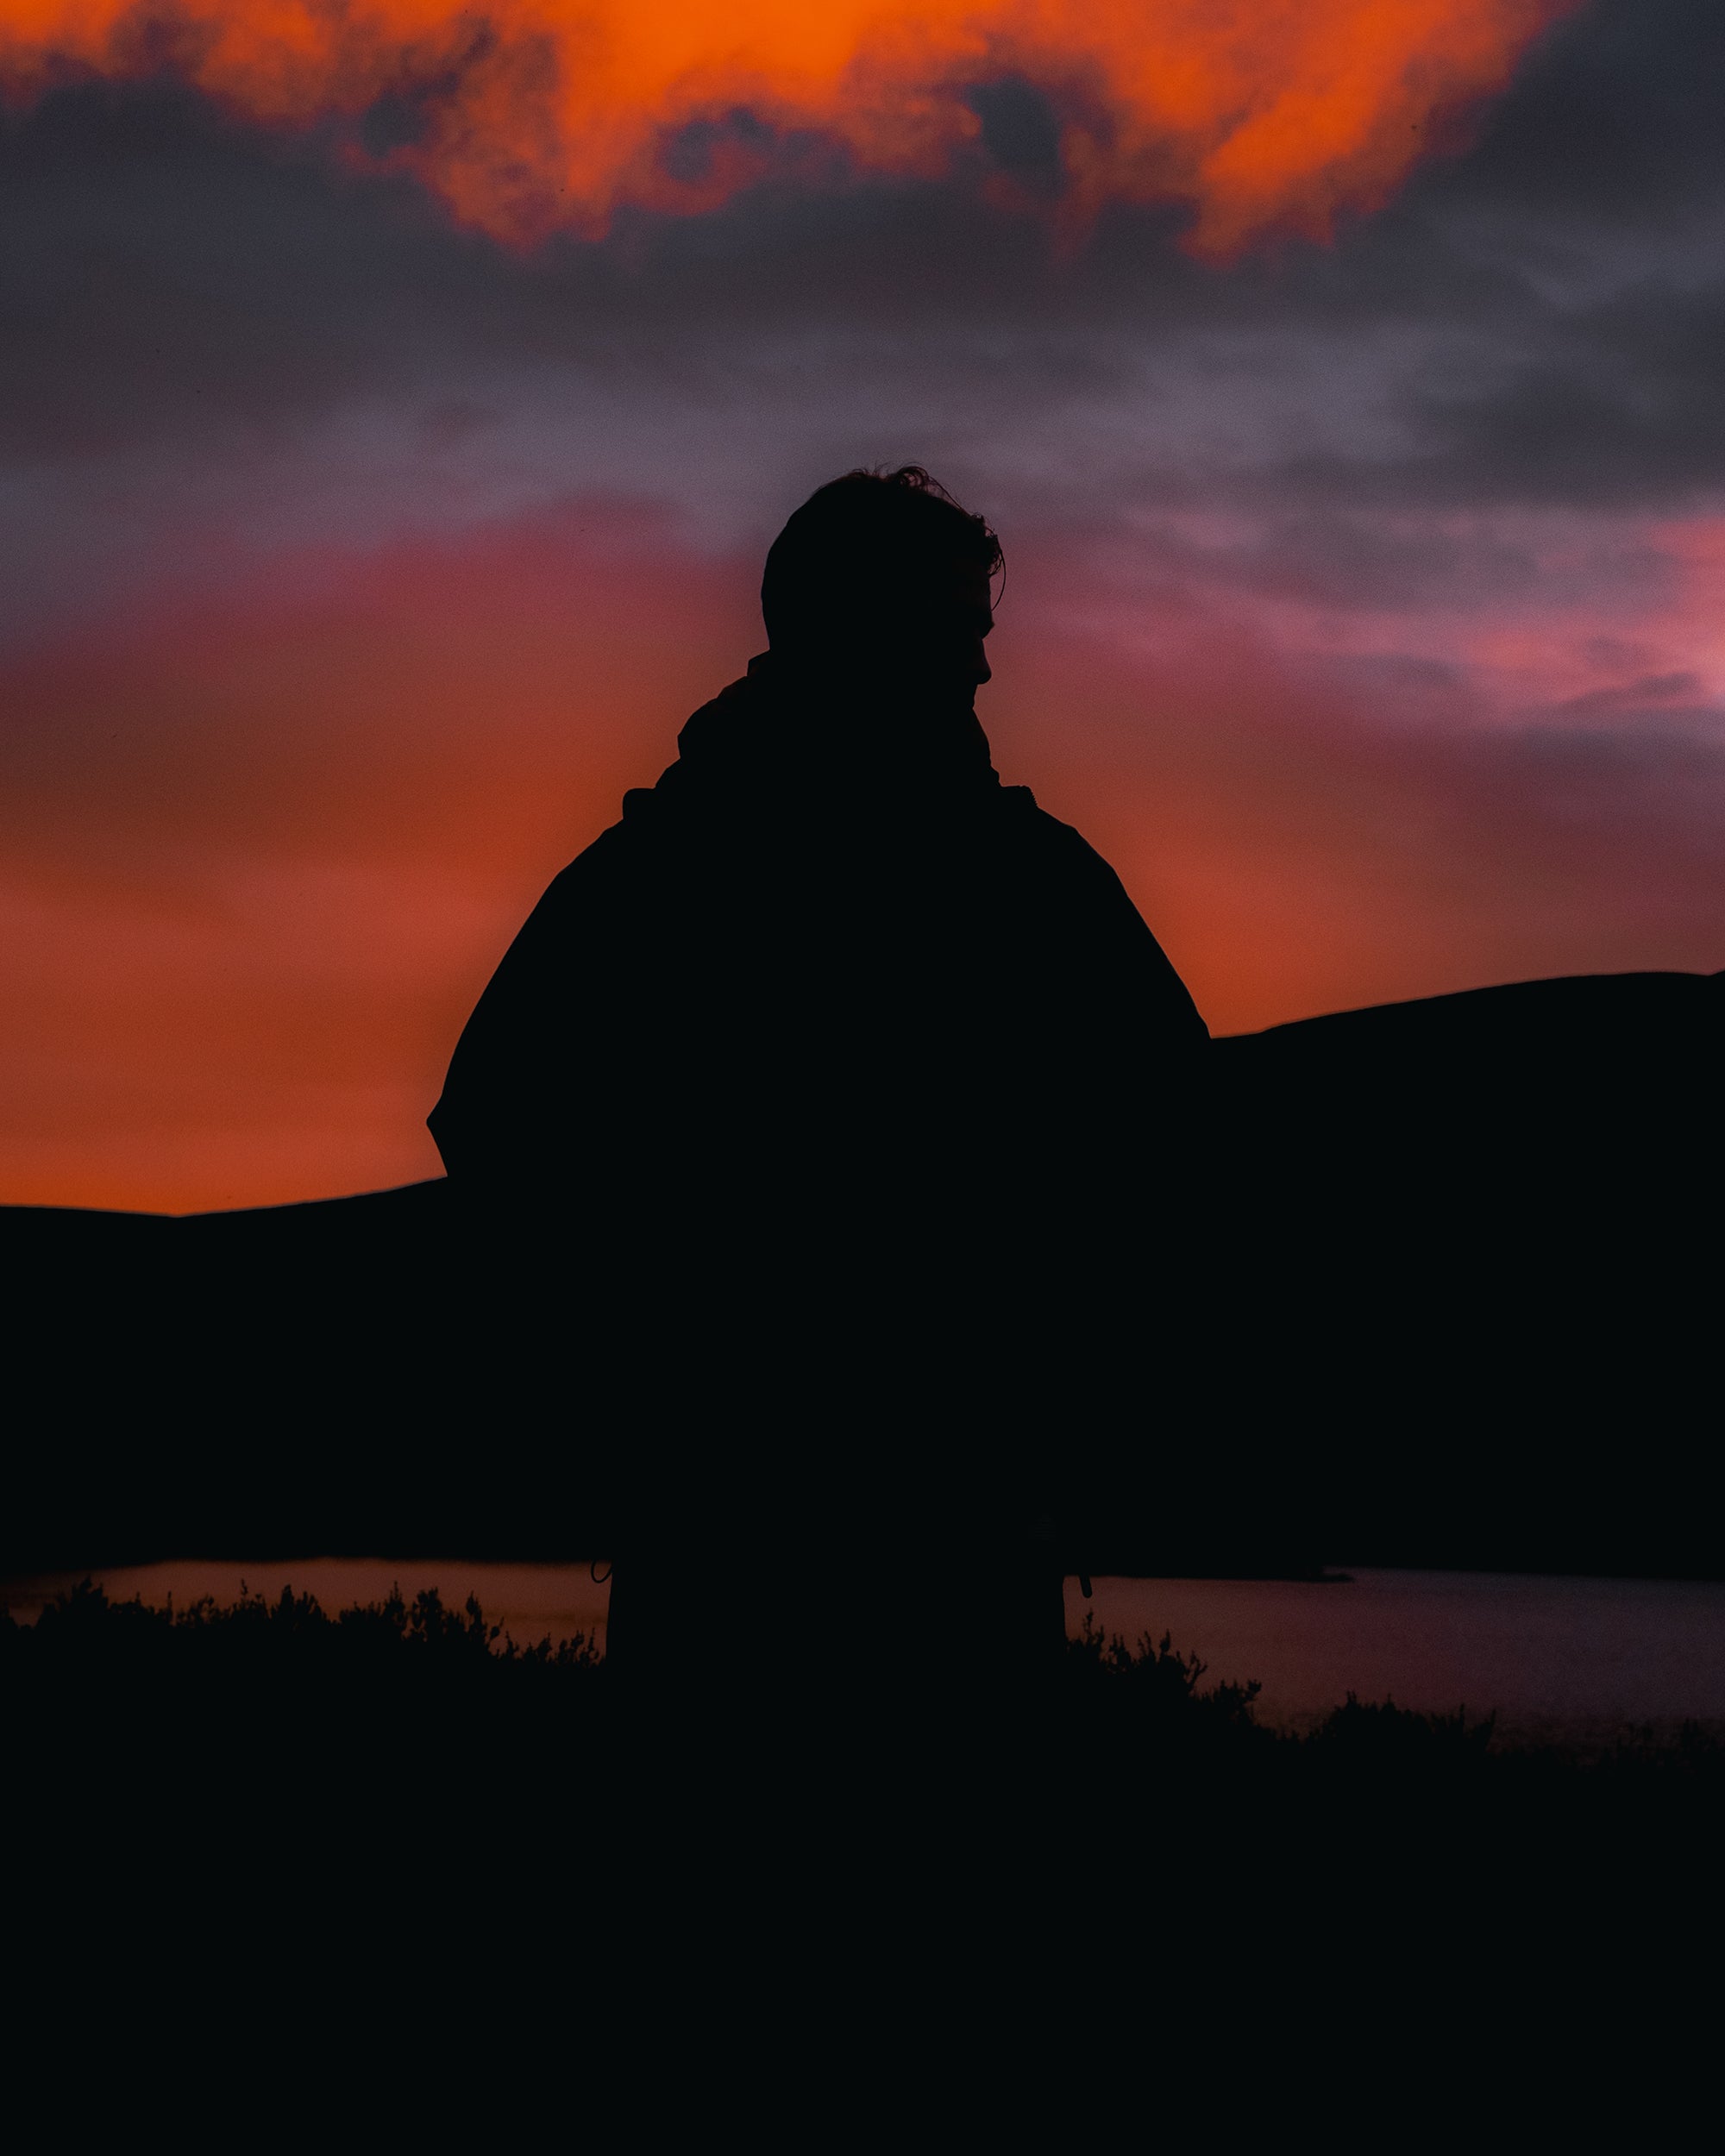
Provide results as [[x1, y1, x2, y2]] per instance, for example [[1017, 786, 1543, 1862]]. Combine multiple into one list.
[[974, 642, 993, 685]]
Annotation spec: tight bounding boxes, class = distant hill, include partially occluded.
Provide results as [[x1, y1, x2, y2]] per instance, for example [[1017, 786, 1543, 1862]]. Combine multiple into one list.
[[1206, 968, 1722, 1577], [4, 968, 1720, 1579]]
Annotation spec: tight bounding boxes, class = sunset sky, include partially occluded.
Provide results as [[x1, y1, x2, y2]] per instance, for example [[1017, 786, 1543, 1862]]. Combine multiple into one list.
[[3, 0, 1722, 1212]]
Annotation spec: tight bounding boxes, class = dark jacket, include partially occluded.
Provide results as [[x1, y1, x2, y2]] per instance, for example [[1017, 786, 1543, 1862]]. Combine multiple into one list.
[[429, 655, 1208, 1557], [430, 655, 1206, 1215]]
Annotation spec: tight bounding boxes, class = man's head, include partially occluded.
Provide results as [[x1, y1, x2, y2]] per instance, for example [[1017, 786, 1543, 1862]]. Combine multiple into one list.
[[762, 467, 1001, 698]]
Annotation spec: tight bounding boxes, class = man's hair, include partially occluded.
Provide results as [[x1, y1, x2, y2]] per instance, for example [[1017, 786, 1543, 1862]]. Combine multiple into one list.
[[761, 466, 1002, 648]]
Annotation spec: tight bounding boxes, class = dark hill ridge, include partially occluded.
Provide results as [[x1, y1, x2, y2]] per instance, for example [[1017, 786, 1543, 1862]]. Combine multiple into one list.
[[1234, 964, 1721, 1051], [4, 968, 1721, 1578]]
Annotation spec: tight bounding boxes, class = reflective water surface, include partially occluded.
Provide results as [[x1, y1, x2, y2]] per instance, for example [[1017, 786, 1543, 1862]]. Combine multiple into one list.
[[1072, 1568, 1725, 1743], [7, 1559, 1723, 1744]]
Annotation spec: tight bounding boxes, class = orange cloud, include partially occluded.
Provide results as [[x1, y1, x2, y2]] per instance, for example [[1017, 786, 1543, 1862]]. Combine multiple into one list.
[[1, 0, 1574, 253]]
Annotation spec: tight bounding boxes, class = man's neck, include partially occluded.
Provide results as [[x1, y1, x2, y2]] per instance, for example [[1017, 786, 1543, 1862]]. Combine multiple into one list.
[[757, 647, 979, 726]]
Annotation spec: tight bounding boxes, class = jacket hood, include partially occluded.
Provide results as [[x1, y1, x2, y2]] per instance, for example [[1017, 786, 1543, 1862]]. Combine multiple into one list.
[[659, 651, 1000, 807]]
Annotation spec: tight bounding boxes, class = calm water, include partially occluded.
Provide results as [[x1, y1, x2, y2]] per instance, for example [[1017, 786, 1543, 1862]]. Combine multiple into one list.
[[1078, 1569, 1725, 1744], [8, 1559, 1724, 1744]]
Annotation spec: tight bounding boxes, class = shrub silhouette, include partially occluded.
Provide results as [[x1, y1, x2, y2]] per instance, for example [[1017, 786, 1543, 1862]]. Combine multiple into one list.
[[8, 1577, 1721, 1980], [1066, 1611, 1264, 1722], [1310, 1692, 1497, 1764], [11, 1581, 1719, 1771], [10, 1574, 603, 1670]]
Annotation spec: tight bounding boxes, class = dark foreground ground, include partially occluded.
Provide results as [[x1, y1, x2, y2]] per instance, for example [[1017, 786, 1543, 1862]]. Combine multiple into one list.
[[11, 1582, 1720, 1912], [7, 1577, 1719, 2122]]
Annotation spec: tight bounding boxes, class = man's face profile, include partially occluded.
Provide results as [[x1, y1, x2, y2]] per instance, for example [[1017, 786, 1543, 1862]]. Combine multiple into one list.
[[938, 556, 995, 694], [822, 553, 994, 699]]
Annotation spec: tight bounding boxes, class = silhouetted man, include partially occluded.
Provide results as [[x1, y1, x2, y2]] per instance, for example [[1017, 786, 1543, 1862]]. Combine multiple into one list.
[[430, 467, 1207, 1726]]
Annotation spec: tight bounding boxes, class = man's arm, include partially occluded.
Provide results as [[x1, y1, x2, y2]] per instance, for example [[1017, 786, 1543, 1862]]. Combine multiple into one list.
[[1020, 806, 1208, 1073], [428, 822, 653, 1190]]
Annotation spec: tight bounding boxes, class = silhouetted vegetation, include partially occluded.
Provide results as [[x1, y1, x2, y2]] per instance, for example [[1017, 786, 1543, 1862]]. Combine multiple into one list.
[[11, 1571, 603, 1671], [8, 1576, 1719, 2047], [10, 1581, 1716, 1782]]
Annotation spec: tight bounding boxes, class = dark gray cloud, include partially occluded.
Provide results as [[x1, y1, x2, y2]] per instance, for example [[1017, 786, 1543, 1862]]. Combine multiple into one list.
[[5, 3, 1725, 536], [1397, 279, 1725, 507], [0, 85, 391, 457], [1254, 0, 1725, 508], [1436, 0, 1725, 234]]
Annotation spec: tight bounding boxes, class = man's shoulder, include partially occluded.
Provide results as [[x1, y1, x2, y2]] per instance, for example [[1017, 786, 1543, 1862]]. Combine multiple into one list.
[[526, 813, 656, 923], [530, 715, 737, 913], [988, 785, 1117, 872]]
